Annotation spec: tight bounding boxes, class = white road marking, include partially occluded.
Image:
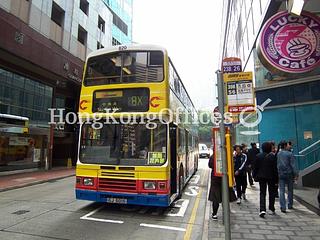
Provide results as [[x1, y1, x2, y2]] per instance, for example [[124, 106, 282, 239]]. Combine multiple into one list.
[[165, 199, 189, 217], [81, 216, 124, 224], [81, 205, 105, 218], [185, 186, 199, 196], [140, 223, 186, 232], [189, 175, 200, 185], [80, 205, 123, 224]]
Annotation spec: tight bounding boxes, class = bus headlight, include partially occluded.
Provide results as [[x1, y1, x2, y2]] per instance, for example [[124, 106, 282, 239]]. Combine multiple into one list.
[[143, 181, 156, 190], [83, 177, 94, 186]]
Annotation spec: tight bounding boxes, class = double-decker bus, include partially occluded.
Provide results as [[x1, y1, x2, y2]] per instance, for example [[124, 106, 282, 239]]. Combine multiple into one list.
[[75, 44, 198, 207]]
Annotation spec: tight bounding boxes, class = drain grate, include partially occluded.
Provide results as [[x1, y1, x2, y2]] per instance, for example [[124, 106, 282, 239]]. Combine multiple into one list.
[[12, 210, 30, 215]]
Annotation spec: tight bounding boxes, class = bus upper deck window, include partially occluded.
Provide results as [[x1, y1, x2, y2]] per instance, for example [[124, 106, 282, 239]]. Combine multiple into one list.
[[149, 51, 163, 66]]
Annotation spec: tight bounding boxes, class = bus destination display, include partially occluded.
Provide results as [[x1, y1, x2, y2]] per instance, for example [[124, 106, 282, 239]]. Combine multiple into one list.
[[93, 88, 149, 112]]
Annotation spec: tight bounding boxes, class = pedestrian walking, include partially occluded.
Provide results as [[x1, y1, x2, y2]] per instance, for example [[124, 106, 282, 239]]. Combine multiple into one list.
[[252, 142, 278, 217], [277, 140, 299, 213], [318, 188, 320, 209], [208, 155, 237, 220], [234, 145, 248, 204], [247, 142, 260, 186], [208, 154, 222, 220], [270, 141, 279, 198]]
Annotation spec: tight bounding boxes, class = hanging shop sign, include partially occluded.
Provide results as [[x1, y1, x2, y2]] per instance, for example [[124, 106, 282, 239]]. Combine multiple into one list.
[[258, 11, 320, 74], [223, 72, 255, 114], [212, 128, 223, 177]]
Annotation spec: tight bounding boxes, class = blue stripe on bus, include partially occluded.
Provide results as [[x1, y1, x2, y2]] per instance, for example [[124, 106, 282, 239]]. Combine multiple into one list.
[[75, 189, 171, 207]]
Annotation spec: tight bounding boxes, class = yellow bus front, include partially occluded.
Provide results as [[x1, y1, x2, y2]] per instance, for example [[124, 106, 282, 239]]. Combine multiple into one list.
[[75, 46, 177, 207]]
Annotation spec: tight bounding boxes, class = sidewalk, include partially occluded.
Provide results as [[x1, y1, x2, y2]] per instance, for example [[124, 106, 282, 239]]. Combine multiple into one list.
[[206, 185, 320, 240], [0, 167, 75, 192], [294, 186, 320, 215]]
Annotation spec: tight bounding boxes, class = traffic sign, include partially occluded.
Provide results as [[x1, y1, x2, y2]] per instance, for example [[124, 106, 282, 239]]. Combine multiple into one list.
[[223, 72, 255, 114], [222, 57, 242, 73]]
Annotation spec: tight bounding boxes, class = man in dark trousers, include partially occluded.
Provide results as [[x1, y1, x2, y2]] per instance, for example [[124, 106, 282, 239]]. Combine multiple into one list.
[[253, 142, 278, 217], [318, 189, 320, 208], [247, 142, 260, 186], [234, 145, 248, 204]]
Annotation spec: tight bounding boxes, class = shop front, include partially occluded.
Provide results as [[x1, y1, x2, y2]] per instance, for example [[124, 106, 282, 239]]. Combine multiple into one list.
[[0, 131, 48, 171], [0, 7, 83, 172], [254, 5, 320, 186]]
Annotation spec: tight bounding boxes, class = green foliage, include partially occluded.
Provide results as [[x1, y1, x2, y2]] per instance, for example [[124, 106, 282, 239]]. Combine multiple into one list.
[[198, 110, 214, 143]]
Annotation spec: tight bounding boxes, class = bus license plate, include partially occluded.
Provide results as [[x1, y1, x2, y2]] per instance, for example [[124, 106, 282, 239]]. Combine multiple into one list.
[[106, 197, 127, 204]]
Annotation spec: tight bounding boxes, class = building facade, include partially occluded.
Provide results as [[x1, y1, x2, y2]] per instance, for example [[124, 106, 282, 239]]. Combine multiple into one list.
[[0, 0, 132, 172], [220, 0, 320, 187], [104, 0, 133, 45]]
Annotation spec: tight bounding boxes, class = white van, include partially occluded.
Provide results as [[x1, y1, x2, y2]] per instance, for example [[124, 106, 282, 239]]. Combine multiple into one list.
[[198, 144, 210, 158]]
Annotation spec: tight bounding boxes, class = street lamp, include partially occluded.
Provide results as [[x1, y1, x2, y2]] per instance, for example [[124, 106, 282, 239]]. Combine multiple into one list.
[[287, 0, 306, 16]]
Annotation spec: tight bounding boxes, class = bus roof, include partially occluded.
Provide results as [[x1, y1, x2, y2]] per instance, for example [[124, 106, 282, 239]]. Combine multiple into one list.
[[86, 44, 168, 60], [0, 114, 29, 121], [85, 44, 198, 112]]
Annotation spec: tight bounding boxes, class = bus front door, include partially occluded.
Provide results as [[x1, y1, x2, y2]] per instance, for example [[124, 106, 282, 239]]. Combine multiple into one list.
[[169, 124, 177, 195]]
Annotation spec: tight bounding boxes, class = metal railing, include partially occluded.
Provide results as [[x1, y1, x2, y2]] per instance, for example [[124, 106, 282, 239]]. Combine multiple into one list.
[[295, 140, 320, 170]]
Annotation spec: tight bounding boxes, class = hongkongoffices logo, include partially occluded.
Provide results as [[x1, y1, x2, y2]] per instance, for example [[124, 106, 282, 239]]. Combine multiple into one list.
[[259, 11, 320, 74]]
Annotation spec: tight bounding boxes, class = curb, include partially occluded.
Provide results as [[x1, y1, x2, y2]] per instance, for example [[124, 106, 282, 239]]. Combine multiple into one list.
[[294, 194, 320, 216], [0, 173, 75, 193], [202, 169, 211, 240]]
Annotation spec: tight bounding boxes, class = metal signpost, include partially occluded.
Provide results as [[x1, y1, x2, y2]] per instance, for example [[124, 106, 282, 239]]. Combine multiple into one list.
[[215, 70, 231, 240]]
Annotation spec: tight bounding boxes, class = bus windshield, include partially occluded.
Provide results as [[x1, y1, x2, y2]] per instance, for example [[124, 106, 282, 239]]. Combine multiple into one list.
[[84, 51, 164, 86], [79, 121, 167, 166]]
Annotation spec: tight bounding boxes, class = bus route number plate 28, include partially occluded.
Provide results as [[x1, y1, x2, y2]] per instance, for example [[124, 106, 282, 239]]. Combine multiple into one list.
[[106, 197, 128, 204]]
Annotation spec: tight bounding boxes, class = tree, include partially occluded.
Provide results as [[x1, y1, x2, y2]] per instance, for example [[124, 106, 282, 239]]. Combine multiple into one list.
[[198, 110, 214, 144]]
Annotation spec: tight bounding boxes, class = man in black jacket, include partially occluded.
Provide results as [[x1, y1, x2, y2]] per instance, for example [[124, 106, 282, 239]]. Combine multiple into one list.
[[253, 142, 278, 218], [318, 189, 320, 208], [247, 143, 260, 186], [234, 145, 248, 204]]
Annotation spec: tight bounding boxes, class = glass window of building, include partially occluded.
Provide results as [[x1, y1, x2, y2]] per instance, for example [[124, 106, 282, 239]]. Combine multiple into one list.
[[112, 37, 121, 46], [51, 2, 65, 27], [110, 9, 128, 35], [97, 41, 104, 49], [0, 68, 53, 124], [78, 25, 87, 46], [252, 0, 262, 35], [260, 0, 269, 14], [247, 7, 255, 45], [241, 4, 247, 36], [98, 15, 105, 33], [80, 0, 89, 15]]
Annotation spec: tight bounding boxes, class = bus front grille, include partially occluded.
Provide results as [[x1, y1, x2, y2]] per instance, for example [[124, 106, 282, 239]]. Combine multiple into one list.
[[100, 171, 135, 178], [98, 178, 137, 192]]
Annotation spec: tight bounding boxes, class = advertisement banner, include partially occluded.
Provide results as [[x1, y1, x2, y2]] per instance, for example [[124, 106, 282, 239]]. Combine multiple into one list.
[[257, 11, 320, 75], [9, 137, 29, 146], [213, 128, 223, 177]]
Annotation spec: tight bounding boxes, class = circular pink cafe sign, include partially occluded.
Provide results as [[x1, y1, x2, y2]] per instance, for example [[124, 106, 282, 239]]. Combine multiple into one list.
[[258, 11, 320, 74]]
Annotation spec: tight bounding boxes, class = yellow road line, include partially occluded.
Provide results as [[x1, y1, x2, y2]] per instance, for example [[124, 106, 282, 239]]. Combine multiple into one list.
[[184, 169, 208, 240]]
